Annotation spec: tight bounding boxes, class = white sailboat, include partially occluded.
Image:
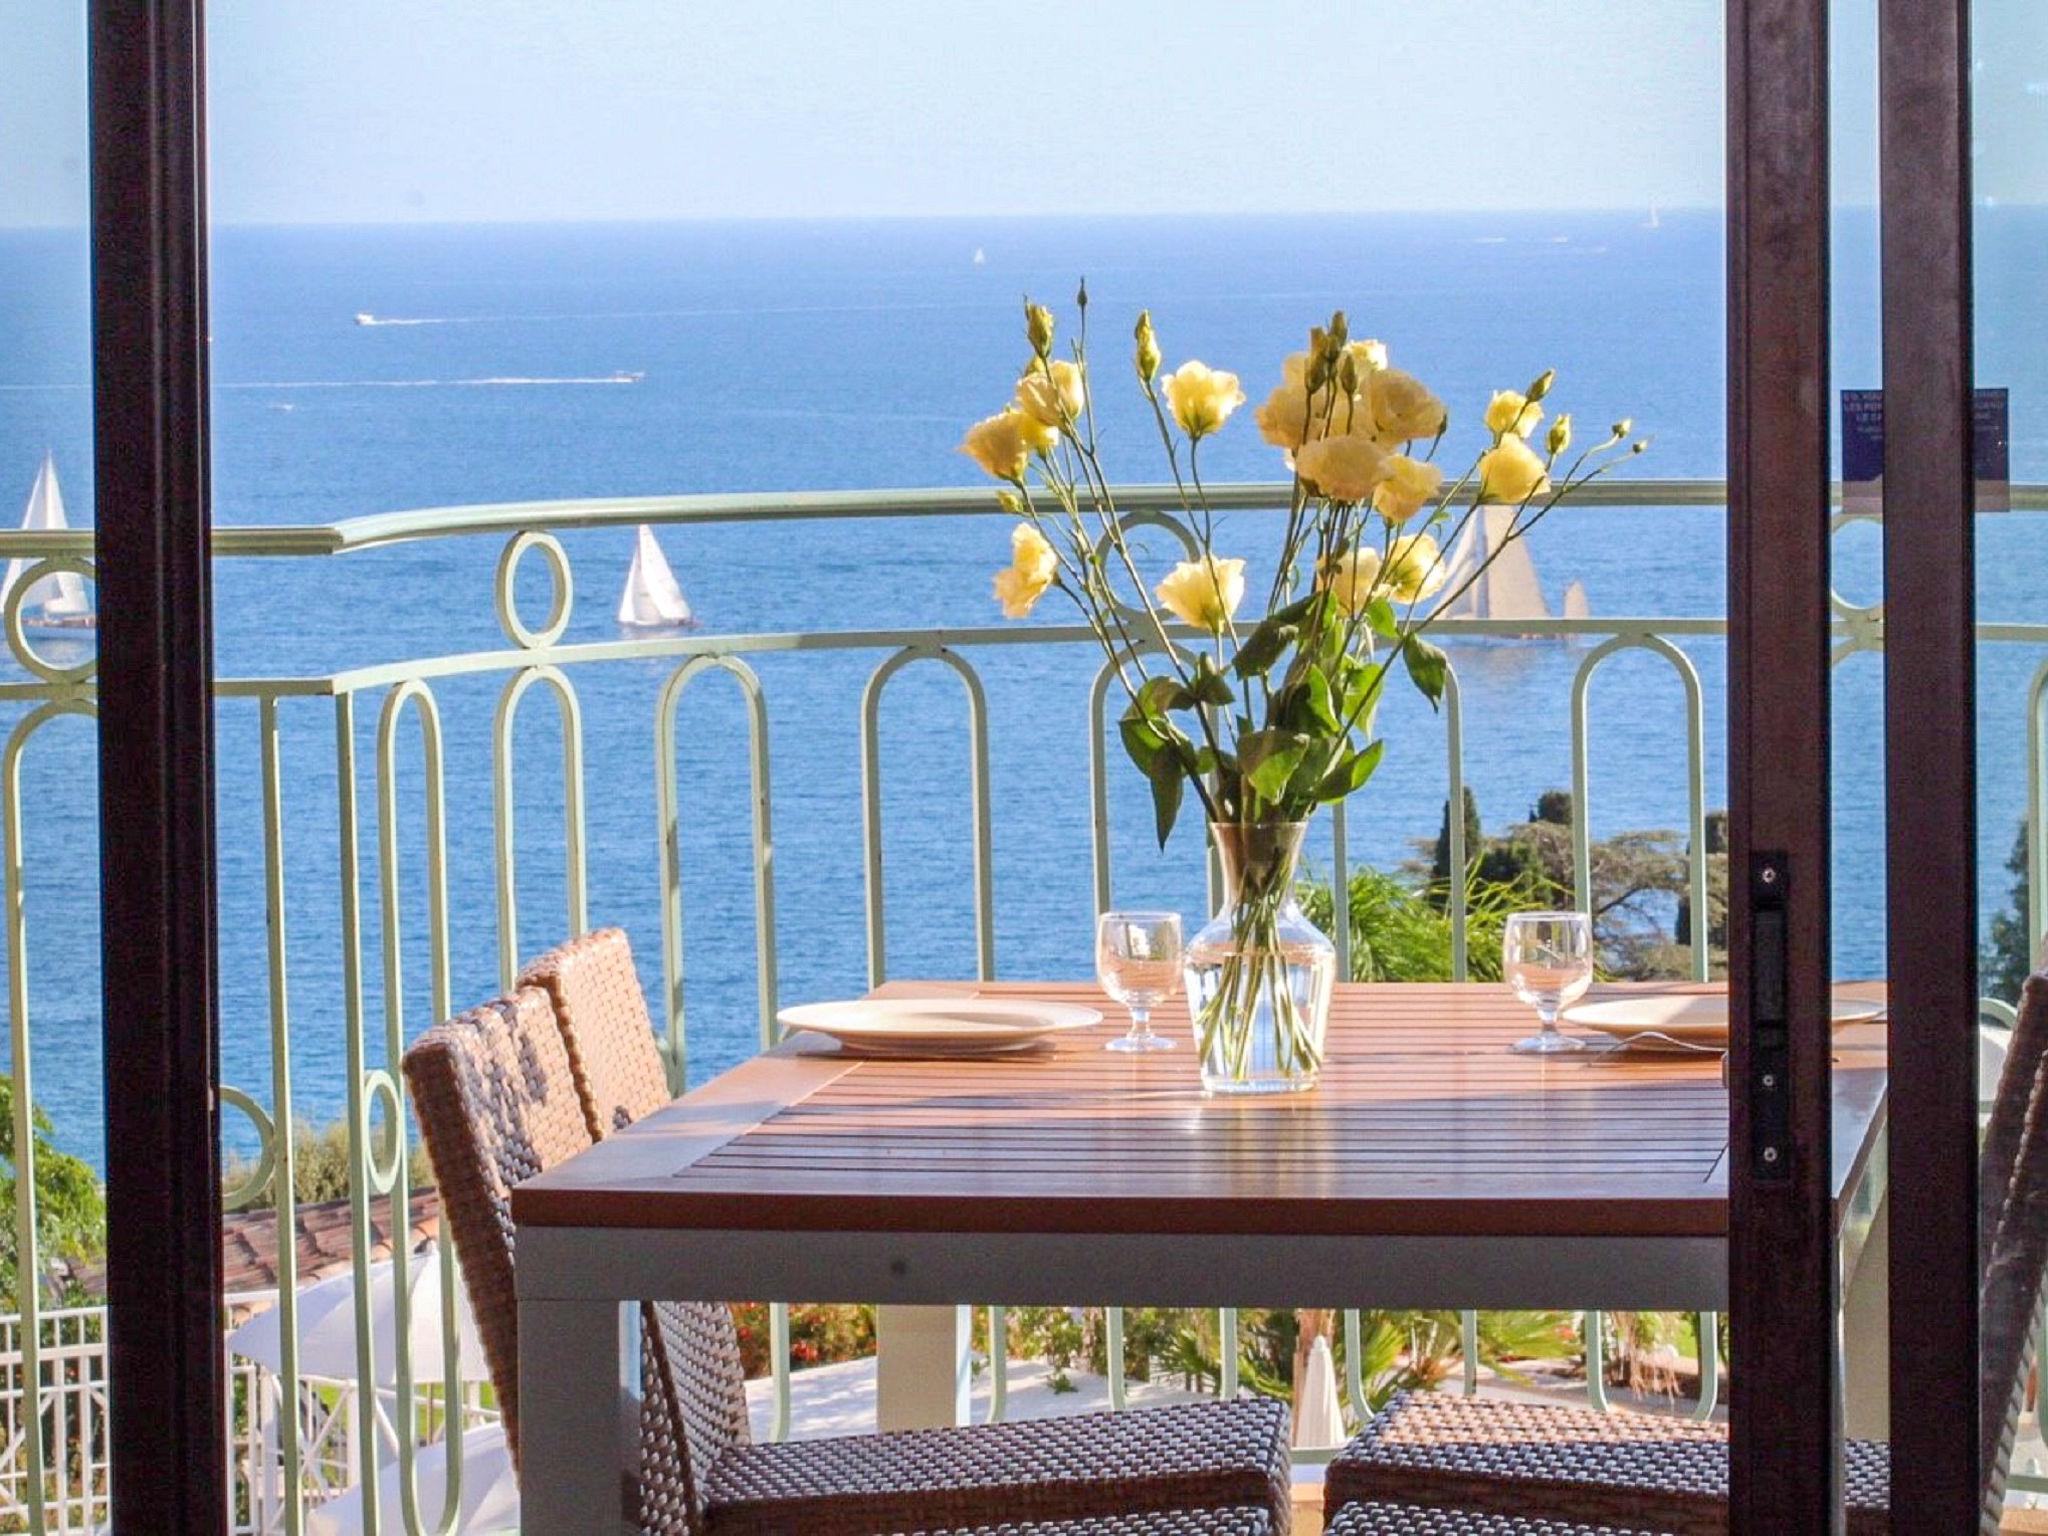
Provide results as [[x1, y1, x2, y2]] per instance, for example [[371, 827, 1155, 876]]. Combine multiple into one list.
[[2, 455, 93, 629], [1434, 506, 1551, 628], [1563, 580, 1591, 620], [617, 524, 696, 629]]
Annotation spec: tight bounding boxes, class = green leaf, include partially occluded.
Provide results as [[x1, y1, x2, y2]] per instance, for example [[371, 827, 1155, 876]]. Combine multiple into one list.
[[1365, 598, 1400, 640], [1149, 770, 1184, 849], [1274, 663, 1340, 736], [1134, 675, 1189, 718], [1340, 656, 1388, 731], [1285, 735, 1345, 799], [1188, 653, 1235, 708], [1239, 729, 1310, 802], [1119, 713, 1168, 779], [1267, 592, 1319, 628], [1231, 619, 1298, 680], [1403, 638, 1450, 710], [1315, 740, 1385, 801]]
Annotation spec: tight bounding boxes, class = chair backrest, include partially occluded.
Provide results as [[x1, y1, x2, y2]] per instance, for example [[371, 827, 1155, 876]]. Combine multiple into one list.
[[518, 927, 672, 1139], [1979, 972, 2048, 1524], [1982, 973, 2048, 1280], [522, 928, 753, 1513], [401, 988, 593, 1464]]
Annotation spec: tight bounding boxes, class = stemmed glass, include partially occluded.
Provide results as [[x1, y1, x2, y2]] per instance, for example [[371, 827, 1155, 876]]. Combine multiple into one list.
[[1503, 910, 1594, 1054], [1096, 911, 1182, 1052]]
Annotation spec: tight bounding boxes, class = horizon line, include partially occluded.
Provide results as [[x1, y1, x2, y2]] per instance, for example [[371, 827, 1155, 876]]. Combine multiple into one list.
[[0, 200, 1964, 234]]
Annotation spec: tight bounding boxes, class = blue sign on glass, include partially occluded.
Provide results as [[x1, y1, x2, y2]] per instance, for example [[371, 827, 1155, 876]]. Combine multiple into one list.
[[1841, 387, 2009, 514]]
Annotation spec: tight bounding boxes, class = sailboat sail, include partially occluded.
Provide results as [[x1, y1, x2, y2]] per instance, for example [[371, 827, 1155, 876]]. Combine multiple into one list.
[[1562, 580, 1591, 620], [617, 524, 695, 628], [1435, 507, 1549, 624], [1, 456, 92, 626]]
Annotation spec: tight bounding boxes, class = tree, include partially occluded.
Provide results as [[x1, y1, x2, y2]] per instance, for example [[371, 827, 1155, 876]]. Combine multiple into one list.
[[0, 1077, 106, 1309], [1983, 818, 2033, 1005], [1429, 788, 1484, 884]]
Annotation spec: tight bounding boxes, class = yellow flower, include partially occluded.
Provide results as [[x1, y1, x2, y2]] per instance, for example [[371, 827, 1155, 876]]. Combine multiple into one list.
[[992, 522, 1059, 618], [1256, 354, 1361, 451], [1134, 311, 1162, 383], [1295, 433, 1390, 503], [1484, 389, 1543, 440], [1319, 545, 1383, 615], [1017, 411, 1059, 456], [1477, 434, 1553, 504], [1372, 454, 1445, 524], [1382, 534, 1449, 603], [1155, 556, 1246, 632], [1366, 368, 1448, 444], [1346, 338, 1389, 374], [1547, 413, 1573, 457], [1016, 359, 1087, 428], [959, 408, 1034, 481], [1255, 383, 1308, 450], [1161, 361, 1246, 439]]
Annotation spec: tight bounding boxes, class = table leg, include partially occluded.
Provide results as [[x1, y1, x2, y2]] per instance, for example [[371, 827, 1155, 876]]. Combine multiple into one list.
[[516, 1295, 637, 1534], [1840, 1193, 1891, 1440], [876, 1304, 972, 1431]]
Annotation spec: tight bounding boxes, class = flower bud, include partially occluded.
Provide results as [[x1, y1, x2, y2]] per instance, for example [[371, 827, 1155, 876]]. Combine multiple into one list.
[[1527, 368, 1556, 402], [1329, 310, 1349, 347], [1546, 413, 1572, 458], [1026, 302, 1055, 358], [1337, 353, 1360, 395], [1075, 277, 1089, 311], [1611, 418, 1632, 440], [1134, 311, 1162, 383], [996, 489, 1024, 515]]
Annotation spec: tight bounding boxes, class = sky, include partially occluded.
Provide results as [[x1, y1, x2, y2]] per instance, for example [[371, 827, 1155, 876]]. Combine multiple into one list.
[[3, 0, 2042, 228]]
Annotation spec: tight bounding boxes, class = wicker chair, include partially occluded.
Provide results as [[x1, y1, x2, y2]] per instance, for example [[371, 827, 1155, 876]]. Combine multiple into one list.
[[1323, 1503, 1661, 1535], [497, 928, 1297, 1534], [401, 990, 697, 1531], [1327, 972, 2048, 1536], [918, 1515, 1277, 1536]]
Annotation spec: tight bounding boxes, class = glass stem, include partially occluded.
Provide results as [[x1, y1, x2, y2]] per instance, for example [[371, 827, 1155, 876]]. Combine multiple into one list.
[[1127, 1006, 1152, 1040], [1540, 1006, 1560, 1037]]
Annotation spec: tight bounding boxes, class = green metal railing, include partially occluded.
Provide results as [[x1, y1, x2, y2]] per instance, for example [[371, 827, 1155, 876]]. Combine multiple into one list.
[[0, 479, 2039, 1530]]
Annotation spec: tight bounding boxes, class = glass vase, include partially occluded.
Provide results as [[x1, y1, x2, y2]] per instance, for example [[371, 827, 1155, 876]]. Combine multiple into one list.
[[1183, 821, 1336, 1094]]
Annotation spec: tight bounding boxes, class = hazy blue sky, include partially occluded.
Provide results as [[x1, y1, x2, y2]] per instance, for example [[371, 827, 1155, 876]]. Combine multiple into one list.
[[13, 0, 2048, 229]]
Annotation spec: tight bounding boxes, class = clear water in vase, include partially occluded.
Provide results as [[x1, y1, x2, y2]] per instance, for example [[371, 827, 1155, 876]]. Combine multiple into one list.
[[1183, 822, 1337, 1094]]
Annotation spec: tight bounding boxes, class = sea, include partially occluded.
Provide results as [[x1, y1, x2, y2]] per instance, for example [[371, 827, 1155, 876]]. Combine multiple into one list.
[[2, 208, 2046, 1167]]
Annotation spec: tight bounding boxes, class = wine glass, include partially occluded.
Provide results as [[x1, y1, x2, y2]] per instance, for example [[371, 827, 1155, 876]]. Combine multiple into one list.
[[1503, 910, 1595, 1054], [1097, 911, 1182, 1052]]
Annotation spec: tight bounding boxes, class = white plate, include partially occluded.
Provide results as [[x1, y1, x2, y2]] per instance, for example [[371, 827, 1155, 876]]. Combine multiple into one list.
[[1561, 991, 1884, 1047], [777, 998, 1104, 1056]]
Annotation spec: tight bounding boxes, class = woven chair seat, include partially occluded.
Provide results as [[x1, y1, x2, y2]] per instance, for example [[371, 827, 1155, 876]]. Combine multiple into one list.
[[916, 1508, 1275, 1536], [1325, 1393, 1889, 1536], [701, 1398, 1292, 1536], [1324, 1499, 1662, 1534]]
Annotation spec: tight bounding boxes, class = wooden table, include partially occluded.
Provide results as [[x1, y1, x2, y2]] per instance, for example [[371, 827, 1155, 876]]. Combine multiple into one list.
[[513, 981, 1890, 1531]]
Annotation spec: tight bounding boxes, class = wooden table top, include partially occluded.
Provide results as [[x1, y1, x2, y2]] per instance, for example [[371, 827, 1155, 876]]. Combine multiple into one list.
[[513, 980, 1889, 1243]]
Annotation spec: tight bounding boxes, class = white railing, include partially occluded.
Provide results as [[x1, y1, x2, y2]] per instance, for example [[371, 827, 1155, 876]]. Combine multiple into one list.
[[0, 480, 2039, 1528]]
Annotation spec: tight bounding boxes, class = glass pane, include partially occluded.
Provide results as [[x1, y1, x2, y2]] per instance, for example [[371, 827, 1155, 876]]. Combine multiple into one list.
[[0, 4, 109, 1531], [200, 3, 1732, 1525], [1974, 0, 2048, 1514]]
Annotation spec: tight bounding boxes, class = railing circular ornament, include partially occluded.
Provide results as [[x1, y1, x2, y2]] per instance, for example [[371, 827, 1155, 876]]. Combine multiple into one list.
[[1826, 510, 1884, 630], [494, 531, 573, 650], [1092, 509, 1199, 628], [358, 1068, 407, 1196], [3, 557, 97, 685], [218, 1086, 278, 1212]]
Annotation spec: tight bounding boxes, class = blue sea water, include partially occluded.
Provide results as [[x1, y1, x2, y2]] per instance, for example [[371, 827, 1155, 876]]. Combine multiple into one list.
[[2, 210, 2046, 1166]]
